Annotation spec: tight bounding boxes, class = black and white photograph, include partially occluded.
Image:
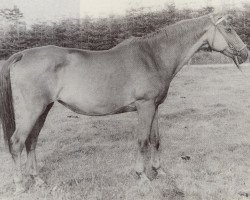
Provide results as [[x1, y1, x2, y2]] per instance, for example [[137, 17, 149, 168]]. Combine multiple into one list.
[[0, 0, 249, 199]]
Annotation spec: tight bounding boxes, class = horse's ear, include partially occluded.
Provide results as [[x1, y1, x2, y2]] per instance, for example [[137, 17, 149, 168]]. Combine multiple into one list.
[[209, 12, 223, 24], [211, 11, 227, 21], [210, 11, 233, 25]]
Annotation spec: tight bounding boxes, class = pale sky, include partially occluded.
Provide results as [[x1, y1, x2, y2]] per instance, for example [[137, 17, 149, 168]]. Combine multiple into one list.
[[0, 0, 247, 25]]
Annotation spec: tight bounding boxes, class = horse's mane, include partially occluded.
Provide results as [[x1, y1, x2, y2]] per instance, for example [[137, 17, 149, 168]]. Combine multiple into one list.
[[117, 14, 211, 47]]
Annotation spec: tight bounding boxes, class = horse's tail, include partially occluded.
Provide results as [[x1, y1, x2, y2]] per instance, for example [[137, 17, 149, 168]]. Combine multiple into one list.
[[0, 53, 23, 151]]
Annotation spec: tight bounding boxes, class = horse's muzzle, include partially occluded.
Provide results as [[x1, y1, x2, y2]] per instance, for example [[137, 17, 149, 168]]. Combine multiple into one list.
[[237, 47, 248, 64]]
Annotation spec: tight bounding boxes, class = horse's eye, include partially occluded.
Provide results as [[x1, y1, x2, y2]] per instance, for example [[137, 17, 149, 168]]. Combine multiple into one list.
[[226, 28, 232, 33]]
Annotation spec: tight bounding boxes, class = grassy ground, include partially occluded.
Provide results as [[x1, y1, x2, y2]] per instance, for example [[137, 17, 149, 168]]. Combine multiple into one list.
[[1, 63, 250, 200]]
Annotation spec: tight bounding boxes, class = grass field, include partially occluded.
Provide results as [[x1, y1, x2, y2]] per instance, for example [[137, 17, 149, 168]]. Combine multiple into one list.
[[0, 63, 250, 200]]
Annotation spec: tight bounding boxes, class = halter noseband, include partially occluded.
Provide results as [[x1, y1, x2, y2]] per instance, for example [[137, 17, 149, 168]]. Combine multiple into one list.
[[210, 16, 247, 55]]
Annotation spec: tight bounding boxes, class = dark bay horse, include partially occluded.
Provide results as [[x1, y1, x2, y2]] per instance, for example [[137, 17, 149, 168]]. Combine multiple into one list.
[[0, 13, 248, 194]]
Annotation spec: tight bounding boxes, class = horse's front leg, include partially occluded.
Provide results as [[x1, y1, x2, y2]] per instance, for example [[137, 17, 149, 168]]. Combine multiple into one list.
[[150, 109, 160, 170], [150, 109, 166, 177], [135, 100, 157, 180]]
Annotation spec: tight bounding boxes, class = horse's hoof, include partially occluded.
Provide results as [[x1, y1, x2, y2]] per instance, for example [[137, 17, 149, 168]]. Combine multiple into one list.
[[238, 191, 249, 197], [138, 173, 154, 196], [139, 173, 151, 184]]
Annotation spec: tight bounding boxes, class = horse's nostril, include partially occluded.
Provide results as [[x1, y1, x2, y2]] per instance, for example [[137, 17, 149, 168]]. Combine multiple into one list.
[[238, 57, 244, 64], [238, 56, 246, 64], [239, 49, 248, 63]]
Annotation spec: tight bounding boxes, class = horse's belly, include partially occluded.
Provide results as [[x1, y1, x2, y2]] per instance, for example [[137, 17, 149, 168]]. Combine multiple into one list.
[[56, 62, 136, 115], [57, 86, 134, 115]]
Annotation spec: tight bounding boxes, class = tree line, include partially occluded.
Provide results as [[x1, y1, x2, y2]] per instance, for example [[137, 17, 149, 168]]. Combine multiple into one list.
[[0, 4, 249, 59]]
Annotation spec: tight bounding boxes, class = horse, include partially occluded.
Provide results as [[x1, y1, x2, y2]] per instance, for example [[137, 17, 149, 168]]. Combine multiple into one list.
[[0, 13, 248, 194]]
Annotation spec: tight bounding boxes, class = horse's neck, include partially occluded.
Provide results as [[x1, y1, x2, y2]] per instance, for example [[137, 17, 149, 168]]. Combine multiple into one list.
[[150, 17, 210, 78], [172, 33, 207, 76]]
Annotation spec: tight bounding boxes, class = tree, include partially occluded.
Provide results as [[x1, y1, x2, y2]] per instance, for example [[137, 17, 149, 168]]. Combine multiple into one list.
[[243, 2, 250, 48], [0, 5, 23, 21], [0, 6, 26, 58]]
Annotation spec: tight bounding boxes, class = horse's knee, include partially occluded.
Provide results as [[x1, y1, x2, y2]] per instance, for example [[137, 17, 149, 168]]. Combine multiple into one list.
[[150, 132, 160, 148]]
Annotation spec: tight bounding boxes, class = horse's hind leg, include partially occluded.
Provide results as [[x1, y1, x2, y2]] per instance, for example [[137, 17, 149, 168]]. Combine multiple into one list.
[[25, 103, 54, 186], [10, 103, 48, 194], [150, 109, 166, 176]]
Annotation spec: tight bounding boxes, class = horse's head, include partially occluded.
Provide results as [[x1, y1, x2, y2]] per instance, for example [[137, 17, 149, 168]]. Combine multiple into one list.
[[206, 13, 248, 67]]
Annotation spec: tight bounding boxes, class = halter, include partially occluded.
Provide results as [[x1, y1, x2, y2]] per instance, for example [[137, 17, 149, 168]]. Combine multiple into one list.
[[210, 16, 247, 55]]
